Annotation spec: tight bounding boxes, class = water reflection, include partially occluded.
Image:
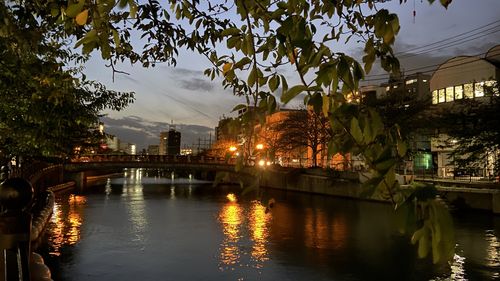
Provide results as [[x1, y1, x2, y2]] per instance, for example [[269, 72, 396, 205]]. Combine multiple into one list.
[[248, 201, 271, 267], [485, 230, 500, 279], [218, 198, 243, 267], [121, 169, 147, 244], [48, 195, 85, 256], [218, 194, 272, 271]]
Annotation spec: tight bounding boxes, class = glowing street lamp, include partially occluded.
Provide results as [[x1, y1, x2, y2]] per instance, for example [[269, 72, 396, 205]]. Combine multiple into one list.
[[256, 143, 264, 150], [258, 160, 266, 167], [229, 146, 237, 152]]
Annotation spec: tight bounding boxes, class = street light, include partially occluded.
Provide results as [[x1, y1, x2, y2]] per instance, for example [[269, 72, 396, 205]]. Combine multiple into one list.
[[229, 146, 237, 152], [256, 143, 264, 150]]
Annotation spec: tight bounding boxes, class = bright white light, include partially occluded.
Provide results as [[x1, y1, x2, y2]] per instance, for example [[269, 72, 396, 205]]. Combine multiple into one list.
[[258, 160, 265, 166]]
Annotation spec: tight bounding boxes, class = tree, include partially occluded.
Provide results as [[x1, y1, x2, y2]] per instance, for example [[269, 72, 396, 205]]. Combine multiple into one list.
[[0, 3, 134, 164], [273, 109, 331, 167], [1, 0, 456, 263]]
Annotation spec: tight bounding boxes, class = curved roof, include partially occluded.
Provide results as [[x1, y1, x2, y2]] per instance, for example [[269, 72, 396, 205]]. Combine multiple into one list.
[[485, 44, 500, 65], [430, 55, 497, 91]]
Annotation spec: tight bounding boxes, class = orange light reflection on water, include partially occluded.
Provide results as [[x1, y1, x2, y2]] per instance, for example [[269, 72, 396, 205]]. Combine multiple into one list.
[[49, 194, 85, 256], [218, 200, 243, 266], [249, 201, 271, 268], [218, 196, 272, 271]]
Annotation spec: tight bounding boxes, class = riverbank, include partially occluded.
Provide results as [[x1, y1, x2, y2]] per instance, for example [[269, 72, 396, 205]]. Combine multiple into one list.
[[260, 167, 500, 214]]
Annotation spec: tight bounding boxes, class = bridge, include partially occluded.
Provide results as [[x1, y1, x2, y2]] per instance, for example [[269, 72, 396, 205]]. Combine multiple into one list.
[[65, 154, 238, 173]]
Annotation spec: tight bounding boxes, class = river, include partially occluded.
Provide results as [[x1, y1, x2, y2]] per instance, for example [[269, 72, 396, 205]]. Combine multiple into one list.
[[38, 168, 500, 280]]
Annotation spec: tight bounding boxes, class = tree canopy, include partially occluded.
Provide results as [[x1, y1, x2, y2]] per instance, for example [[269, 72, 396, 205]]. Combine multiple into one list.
[[0, 0, 457, 263], [0, 2, 134, 162]]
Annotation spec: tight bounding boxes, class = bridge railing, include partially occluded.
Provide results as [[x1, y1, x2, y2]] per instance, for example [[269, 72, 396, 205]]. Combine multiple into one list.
[[70, 154, 235, 165]]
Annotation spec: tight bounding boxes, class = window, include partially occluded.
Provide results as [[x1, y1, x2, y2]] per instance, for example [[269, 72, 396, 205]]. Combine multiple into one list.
[[446, 87, 454, 102], [438, 89, 445, 103], [432, 90, 438, 104], [454, 85, 463, 100], [405, 79, 416, 85], [485, 80, 498, 95], [474, 82, 484, 97], [464, 83, 473, 98], [423, 79, 428, 83]]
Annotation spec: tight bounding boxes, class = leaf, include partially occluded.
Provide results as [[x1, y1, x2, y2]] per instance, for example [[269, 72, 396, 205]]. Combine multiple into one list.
[[322, 94, 330, 117], [221, 27, 240, 37], [74, 29, 97, 48], [129, 0, 138, 18], [281, 85, 307, 104], [75, 9, 88, 25], [65, 0, 85, 18], [268, 75, 278, 92], [231, 104, 247, 112], [350, 117, 363, 144], [246, 68, 257, 87], [112, 29, 121, 48], [397, 140, 407, 157], [222, 62, 232, 75]]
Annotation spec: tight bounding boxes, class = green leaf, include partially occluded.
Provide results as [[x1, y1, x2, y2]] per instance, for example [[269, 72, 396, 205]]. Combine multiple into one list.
[[221, 27, 241, 37], [74, 29, 97, 48], [281, 85, 307, 104], [112, 29, 121, 48], [248, 67, 257, 87], [231, 104, 247, 112], [65, 0, 85, 18], [268, 75, 278, 92], [397, 140, 407, 157], [350, 117, 363, 144]]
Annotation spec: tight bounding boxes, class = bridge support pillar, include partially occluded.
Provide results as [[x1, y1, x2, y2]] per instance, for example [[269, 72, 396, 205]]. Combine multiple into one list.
[[492, 192, 500, 214], [67, 172, 87, 192]]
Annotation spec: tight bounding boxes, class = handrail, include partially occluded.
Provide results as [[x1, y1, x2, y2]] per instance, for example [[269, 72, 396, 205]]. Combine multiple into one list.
[[0, 178, 34, 281]]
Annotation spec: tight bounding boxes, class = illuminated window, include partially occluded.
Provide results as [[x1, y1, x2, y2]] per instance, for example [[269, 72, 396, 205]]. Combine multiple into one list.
[[446, 87, 454, 102], [423, 79, 428, 83], [474, 82, 484, 97], [464, 83, 473, 98], [485, 80, 498, 95], [386, 86, 390, 91], [438, 89, 445, 103], [432, 90, 438, 104], [454, 85, 463, 99], [405, 79, 416, 85]]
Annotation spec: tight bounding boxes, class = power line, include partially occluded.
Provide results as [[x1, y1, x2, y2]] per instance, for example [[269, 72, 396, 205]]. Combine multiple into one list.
[[398, 28, 500, 59], [362, 53, 495, 83], [395, 19, 500, 55]]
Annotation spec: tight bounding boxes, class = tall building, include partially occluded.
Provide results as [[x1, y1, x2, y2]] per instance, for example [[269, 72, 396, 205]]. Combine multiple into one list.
[[167, 128, 181, 155], [159, 131, 168, 155], [159, 127, 181, 155]]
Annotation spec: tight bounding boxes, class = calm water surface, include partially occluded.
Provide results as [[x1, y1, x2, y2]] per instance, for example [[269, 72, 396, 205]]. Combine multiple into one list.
[[38, 169, 500, 281]]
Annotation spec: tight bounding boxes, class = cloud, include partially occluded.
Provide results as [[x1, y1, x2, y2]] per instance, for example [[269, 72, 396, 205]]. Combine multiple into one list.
[[101, 116, 215, 150], [178, 78, 214, 91]]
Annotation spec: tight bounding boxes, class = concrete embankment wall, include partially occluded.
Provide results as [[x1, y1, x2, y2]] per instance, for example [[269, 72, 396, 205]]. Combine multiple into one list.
[[260, 169, 367, 199], [260, 168, 500, 214]]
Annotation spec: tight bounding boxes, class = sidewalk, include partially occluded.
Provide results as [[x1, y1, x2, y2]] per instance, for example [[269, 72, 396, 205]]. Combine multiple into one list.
[[415, 176, 500, 189]]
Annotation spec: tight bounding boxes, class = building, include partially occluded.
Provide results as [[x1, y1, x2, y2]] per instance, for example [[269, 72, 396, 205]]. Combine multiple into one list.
[[167, 128, 181, 155], [159, 131, 168, 155], [147, 145, 159, 155], [429, 45, 500, 177]]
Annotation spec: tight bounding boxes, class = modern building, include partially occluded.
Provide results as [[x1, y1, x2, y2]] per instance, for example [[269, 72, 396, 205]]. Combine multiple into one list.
[[159, 126, 182, 155], [159, 131, 168, 155], [429, 45, 499, 177], [147, 145, 159, 155], [167, 128, 181, 155]]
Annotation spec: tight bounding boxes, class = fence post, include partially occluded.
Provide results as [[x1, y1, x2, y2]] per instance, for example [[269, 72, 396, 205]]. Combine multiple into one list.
[[0, 177, 34, 281]]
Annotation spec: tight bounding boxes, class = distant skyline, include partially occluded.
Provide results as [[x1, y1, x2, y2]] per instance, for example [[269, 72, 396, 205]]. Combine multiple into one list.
[[87, 0, 500, 149]]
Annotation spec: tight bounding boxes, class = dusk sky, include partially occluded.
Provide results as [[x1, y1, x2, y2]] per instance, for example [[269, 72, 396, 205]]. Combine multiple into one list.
[[85, 0, 500, 149]]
